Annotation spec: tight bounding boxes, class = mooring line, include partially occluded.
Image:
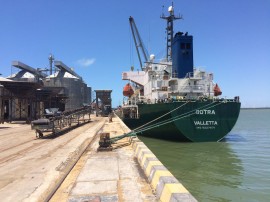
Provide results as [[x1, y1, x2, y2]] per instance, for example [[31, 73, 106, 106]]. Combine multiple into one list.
[[133, 101, 223, 134], [133, 101, 189, 131]]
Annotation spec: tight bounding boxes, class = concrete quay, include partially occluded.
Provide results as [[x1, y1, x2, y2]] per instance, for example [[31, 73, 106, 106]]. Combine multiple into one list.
[[0, 115, 197, 201], [51, 115, 197, 202], [51, 116, 157, 202], [0, 117, 105, 202]]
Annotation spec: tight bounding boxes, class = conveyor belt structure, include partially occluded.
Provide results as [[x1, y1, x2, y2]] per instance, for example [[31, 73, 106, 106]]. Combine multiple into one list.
[[31, 106, 91, 138]]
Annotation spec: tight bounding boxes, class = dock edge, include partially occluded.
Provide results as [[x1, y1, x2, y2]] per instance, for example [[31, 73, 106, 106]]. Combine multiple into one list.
[[115, 114, 197, 202], [132, 141, 197, 202]]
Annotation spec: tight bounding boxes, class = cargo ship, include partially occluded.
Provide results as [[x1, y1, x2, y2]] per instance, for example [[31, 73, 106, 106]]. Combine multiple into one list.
[[117, 4, 241, 142]]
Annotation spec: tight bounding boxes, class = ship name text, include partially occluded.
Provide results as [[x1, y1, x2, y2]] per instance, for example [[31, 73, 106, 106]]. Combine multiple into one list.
[[194, 121, 218, 126], [196, 110, 215, 115]]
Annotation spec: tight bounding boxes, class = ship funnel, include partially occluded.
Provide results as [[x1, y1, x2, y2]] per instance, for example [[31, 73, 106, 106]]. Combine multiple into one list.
[[172, 32, 194, 78]]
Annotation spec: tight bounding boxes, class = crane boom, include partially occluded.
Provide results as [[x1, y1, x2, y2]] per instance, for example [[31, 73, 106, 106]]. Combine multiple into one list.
[[129, 16, 149, 70]]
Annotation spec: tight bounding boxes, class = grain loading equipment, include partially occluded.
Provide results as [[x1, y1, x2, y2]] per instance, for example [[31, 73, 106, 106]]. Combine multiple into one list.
[[31, 106, 91, 138]]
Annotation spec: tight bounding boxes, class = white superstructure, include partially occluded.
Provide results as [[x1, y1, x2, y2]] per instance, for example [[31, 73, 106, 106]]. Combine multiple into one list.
[[122, 61, 217, 104]]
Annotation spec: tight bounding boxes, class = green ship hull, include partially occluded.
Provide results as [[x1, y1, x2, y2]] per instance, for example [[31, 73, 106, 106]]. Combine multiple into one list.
[[119, 99, 241, 142]]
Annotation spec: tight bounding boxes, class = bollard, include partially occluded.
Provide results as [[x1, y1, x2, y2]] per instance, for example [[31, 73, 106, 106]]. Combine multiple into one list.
[[97, 132, 113, 151], [108, 113, 113, 122]]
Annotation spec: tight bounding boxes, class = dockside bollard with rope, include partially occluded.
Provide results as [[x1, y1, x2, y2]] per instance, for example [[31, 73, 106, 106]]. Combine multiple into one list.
[[97, 131, 137, 151]]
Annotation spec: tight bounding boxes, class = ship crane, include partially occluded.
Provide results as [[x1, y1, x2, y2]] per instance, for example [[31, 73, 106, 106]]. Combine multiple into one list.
[[129, 16, 149, 70]]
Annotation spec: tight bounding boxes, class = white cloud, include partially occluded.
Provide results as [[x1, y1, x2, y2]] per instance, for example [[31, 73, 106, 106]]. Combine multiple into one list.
[[77, 58, 96, 67]]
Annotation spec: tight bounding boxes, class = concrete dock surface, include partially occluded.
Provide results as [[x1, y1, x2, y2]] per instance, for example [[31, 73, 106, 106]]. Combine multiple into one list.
[[0, 115, 197, 202], [51, 116, 156, 202], [0, 116, 105, 201]]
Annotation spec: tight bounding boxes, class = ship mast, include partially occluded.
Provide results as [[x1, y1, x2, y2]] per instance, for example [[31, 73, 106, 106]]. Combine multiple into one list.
[[161, 3, 182, 62]]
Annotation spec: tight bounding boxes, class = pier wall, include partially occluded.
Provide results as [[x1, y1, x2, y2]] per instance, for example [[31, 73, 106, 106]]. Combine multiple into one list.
[[116, 115, 197, 202]]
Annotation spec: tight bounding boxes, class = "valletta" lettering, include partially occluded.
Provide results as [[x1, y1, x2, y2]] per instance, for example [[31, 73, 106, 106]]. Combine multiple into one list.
[[194, 120, 218, 126]]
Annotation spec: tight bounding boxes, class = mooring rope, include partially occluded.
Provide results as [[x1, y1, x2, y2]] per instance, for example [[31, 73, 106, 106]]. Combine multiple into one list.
[[133, 101, 223, 134], [133, 101, 189, 131]]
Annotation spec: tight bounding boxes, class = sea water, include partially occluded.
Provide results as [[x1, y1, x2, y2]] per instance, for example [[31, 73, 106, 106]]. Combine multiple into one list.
[[139, 109, 270, 202]]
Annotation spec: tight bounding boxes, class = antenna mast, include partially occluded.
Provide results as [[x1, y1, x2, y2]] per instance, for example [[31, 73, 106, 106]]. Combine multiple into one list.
[[161, 3, 182, 62]]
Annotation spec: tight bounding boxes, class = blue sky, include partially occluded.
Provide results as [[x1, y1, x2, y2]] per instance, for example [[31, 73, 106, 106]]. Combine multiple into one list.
[[0, 0, 269, 108]]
